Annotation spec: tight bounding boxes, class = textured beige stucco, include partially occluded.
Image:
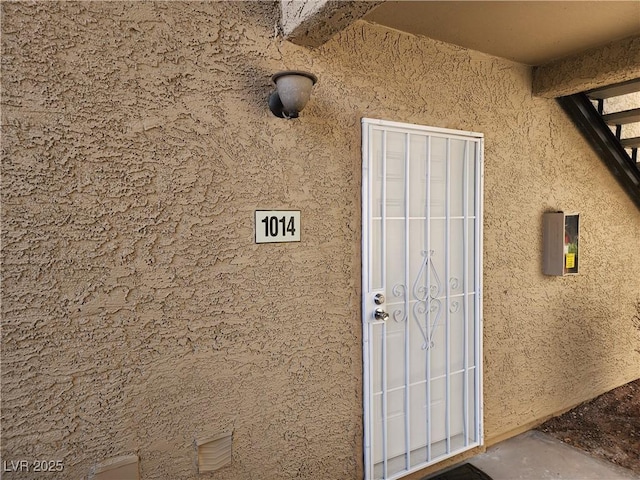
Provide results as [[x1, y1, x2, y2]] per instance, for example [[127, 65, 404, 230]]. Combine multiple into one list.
[[533, 35, 640, 98], [2, 3, 639, 479], [280, 0, 383, 47]]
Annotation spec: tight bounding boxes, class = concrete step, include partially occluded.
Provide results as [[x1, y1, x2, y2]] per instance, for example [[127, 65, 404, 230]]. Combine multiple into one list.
[[621, 137, 640, 149], [587, 78, 640, 99], [603, 108, 640, 125]]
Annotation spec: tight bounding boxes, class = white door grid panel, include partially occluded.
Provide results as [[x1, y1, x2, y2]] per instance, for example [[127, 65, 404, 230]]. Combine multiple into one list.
[[362, 118, 483, 480]]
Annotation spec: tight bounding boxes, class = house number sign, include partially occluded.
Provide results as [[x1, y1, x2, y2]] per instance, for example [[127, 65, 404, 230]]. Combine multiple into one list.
[[255, 210, 300, 243]]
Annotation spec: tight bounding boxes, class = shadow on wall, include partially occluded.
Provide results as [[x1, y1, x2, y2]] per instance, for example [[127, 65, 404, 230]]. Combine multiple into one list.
[[242, 64, 279, 117], [545, 286, 627, 407], [633, 298, 640, 355]]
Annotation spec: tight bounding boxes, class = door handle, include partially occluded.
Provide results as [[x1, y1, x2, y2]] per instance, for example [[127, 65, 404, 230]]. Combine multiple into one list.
[[374, 308, 389, 321]]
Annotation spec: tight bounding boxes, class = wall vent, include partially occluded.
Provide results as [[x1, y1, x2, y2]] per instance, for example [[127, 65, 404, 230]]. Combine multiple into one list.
[[197, 431, 232, 473], [90, 454, 139, 480]]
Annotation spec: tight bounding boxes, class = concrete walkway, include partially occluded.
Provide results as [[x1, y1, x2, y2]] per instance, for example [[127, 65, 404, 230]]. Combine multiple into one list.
[[468, 430, 639, 480]]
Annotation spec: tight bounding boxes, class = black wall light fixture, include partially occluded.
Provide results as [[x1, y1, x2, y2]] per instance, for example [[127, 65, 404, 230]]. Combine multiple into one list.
[[269, 71, 317, 119]]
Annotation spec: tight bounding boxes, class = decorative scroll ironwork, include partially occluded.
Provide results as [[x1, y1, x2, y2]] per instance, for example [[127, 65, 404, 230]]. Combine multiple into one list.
[[391, 284, 406, 323], [414, 251, 443, 350], [449, 300, 460, 313], [390, 251, 463, 349]]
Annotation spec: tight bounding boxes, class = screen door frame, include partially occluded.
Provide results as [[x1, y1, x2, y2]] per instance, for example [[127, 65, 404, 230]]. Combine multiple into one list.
[[361, 118, 484, 480]]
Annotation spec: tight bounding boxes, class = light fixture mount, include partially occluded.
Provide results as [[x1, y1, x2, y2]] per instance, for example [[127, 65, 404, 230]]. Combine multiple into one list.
[[269, 70, 317, 119]]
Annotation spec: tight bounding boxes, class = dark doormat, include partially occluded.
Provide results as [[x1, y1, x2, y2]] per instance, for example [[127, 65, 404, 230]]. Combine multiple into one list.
[[424, 463, 493, 480]]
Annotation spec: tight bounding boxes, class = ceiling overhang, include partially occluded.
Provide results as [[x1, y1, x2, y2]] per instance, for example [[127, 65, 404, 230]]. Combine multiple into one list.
[[363, 1, 640, 66], [280, 0, 640, 97]]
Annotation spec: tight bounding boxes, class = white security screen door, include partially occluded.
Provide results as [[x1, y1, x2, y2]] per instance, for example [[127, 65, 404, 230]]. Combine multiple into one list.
[[362, 118, 483, 480]]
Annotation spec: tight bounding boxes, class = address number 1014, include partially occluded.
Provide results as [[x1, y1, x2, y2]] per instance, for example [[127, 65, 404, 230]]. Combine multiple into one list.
[[255, 210, 301, 243]]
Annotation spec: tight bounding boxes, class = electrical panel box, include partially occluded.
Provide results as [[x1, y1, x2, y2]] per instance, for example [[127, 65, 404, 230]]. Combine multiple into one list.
[[543, 212, 579, 276]]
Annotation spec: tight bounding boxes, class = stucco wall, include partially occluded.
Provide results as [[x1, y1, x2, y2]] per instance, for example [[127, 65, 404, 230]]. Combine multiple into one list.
[[2, 2, 639, 479], [533, 35, 640, 97]]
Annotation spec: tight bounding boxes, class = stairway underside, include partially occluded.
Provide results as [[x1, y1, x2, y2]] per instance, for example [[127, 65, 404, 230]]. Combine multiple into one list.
[[558, 79, 640, 209]]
